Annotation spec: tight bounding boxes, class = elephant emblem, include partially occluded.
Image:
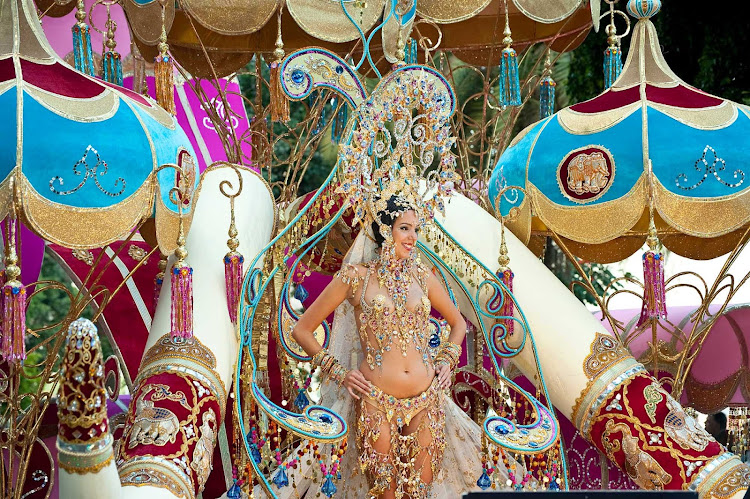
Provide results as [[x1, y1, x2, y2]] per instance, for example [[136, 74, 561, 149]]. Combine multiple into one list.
[[567, 151, 611, 195], [604, 420, 672, 490], [664, 397, 711, 452], [128, 385, 181, 448], [191, 409, 217, 489]]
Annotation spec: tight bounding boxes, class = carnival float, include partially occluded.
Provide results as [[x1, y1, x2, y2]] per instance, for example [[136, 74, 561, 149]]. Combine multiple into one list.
[[0, 0, 748, 497]]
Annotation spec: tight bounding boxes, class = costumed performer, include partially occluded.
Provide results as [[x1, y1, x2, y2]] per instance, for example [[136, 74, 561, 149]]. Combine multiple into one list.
[[291, 193, 511, 498]]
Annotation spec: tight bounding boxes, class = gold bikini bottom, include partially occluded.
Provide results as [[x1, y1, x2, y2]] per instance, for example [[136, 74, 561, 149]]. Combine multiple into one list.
[[357, 378, 446, 499]]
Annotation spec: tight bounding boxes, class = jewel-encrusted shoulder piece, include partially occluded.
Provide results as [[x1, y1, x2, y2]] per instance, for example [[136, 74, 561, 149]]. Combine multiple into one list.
[[334, 263, 365, 294], [415, 262, 431, 295]]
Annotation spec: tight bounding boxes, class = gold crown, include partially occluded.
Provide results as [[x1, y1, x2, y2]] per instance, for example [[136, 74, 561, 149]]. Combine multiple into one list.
[[336, 67, 459, 234]]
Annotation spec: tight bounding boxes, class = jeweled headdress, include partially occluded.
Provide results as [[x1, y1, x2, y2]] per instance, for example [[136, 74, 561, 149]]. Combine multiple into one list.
[[335, 66, 460, 238]]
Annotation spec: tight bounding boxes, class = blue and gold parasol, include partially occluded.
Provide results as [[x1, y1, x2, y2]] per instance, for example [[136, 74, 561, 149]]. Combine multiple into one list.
[[490, 0, 750, 262], [0, 0, 197, 252]]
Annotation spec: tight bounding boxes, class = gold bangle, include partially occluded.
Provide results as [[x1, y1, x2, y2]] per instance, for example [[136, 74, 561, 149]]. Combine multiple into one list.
[[311, 349, 329, 368]]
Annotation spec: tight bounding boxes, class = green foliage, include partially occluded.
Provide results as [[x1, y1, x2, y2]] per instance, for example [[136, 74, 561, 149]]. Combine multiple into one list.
[[21, 252, 113, 400], [568, 1, 750, 106]]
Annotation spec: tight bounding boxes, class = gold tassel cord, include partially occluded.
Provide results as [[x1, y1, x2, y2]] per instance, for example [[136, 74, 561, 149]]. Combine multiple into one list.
[[154, 1, 175, 115], [270, 6, 290, 123]]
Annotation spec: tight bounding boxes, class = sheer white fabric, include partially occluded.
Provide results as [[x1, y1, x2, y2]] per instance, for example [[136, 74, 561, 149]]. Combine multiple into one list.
[[257, 230, 508, 498]]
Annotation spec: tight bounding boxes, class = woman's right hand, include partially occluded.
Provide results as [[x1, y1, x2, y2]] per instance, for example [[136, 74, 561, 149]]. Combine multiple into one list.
[[343, 369, 372, 400]]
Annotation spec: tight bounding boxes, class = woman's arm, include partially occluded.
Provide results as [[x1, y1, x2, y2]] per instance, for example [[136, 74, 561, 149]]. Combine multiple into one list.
[[291, 277, 349, 357], [291, 264, 371, 398]]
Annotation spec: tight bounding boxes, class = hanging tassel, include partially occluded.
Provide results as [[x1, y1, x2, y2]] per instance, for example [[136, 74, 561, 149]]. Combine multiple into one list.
[[154, 4, 175, 115], [224, 180, 244, 324], [102, 15, 123, 86], [405, 37, 418, 64], [72, 0, 95, 76], [1, 219, 27, 363], [270, 7, 290, 123], [497, 267, 515, 336], [170, 232, 193, 339], [637, 221, 667, 326], [539, 50, 556, 119], [498, 6, 521, 107], [493, 225, 515, 340], [603, 46, 622, 89], [224, 251, 244, 324], [603, 3, 622, 88]]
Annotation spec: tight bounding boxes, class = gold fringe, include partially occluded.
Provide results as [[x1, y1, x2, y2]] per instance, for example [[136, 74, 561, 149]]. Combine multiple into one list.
[[154, 55, 175, 115], [269, 62, 289, 123]]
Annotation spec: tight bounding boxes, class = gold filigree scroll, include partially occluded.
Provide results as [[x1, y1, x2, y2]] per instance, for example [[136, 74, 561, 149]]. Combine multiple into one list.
[[583, 332, 630, 379], [708, 465, 750, 498], [643, 382, 663, 424]]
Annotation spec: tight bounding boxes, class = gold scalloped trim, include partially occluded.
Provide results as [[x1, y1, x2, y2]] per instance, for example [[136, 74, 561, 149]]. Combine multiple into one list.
[[417, 0, 492, 23], [529, 174, 647, 244], [287, 0, 387, 43], [24, 84, 119, 122], [557, 103, 639, 135], [654, 176, 750, 238], [650, 100, 737, 130], [511, 0, 582, 24], [18, 172, 155, 250], [179, 0, 276, 36]]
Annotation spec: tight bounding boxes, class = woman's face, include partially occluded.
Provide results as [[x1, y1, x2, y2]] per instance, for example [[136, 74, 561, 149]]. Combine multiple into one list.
[[391, 210, 419, 260]]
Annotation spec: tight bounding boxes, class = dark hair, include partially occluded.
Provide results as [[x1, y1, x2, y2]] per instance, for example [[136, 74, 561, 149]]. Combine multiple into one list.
[[711, 412, 727, 430], [371, 195, 414, 248]]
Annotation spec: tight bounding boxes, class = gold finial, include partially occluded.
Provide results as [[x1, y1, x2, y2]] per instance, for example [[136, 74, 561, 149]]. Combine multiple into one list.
[[497, 222, 510, 271], [273, 7, 285, 62], [502, 0, 513, 48], [605, 0, 618, 48], [75, 0, 86, 24], [646, 216, 660, 251]]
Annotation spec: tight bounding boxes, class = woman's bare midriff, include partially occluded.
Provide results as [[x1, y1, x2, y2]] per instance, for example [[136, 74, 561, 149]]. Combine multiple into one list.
[[353, 309, 436, 399]]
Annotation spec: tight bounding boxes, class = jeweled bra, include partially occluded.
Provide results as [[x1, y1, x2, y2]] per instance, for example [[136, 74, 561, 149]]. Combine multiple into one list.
[[348, 263, 432, 370]]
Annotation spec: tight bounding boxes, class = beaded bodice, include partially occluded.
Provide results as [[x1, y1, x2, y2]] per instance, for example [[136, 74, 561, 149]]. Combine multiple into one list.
[[357, 264, 432, 370]]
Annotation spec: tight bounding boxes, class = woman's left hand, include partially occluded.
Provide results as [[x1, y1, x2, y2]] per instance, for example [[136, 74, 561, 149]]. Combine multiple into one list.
[[436, 363, 452, 390]]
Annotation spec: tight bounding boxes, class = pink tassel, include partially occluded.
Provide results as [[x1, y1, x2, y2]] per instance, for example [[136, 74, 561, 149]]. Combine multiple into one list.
[[0, 269, 5, 352], [637, 251, 667, 326], [170, 262, 194, 338], [224, 252, 244, 324], [497, 268, 515, 336], [1, 275, 27, 362]]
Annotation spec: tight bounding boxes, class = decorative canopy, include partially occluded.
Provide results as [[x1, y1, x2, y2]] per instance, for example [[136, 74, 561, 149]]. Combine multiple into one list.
[[490, 0, 750, 262], [1, 0, 197, 251], [113, 0, 593, 78]]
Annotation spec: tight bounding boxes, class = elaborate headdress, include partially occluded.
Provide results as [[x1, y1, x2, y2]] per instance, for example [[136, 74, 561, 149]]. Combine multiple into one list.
[[336, 66, 460, 243]]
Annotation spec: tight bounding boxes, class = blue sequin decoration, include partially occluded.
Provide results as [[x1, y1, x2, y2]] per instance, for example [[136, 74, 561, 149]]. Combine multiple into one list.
[[477, 470, 492, 490], [227, 482, 242, 498], [428, 333, 441, 348], [294, 283, 310, 302], [294, 390, 310, 410], [291, 69, 305, 85], [273, 467, 289, 488], [321, 475, 337, 497]]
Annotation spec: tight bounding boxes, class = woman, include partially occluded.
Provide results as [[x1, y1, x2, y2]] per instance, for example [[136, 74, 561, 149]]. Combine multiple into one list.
[[292, 196, 483, 498]]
